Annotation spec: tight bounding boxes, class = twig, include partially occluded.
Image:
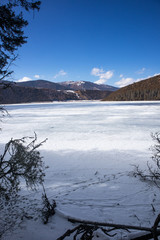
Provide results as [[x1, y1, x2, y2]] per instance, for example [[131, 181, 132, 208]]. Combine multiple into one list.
[[56, 225, 82, 240]]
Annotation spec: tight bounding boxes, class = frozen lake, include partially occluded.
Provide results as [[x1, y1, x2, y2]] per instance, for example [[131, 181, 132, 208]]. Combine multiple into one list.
[[2, 100, 160, 152], [1, 100, 160, 239]]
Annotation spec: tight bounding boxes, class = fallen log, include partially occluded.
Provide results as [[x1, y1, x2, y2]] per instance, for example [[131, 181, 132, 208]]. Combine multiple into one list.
[[68, 217, 151, 231], [56, 213, 160, 240]]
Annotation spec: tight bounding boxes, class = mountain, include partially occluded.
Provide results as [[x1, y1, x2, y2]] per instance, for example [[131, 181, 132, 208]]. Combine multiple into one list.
[[0, 85, 78, 104], [75, 90, 111, 100], [0, 79, 116, 104], [17, 79, 117, 91], [16, 79, 67, 90], [102, 75, 160, 101], [59, 80, 118, 91], [0, 85, 112, 104]]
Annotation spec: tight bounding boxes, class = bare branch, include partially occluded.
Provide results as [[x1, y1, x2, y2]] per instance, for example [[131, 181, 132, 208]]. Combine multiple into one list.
[[0, 134, 47, 198], [133, 132, 160, 188]]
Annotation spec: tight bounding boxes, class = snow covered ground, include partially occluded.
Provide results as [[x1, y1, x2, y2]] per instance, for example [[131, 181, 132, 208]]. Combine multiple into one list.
[[1, 100, 160, 240]]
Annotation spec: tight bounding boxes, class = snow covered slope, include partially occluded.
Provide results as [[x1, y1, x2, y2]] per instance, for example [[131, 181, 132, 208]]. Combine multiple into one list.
[[59, 80, 118, 91]]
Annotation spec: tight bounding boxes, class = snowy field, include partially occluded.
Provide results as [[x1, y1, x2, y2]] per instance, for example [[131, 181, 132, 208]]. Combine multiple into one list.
[[1, 100, 160, 240]]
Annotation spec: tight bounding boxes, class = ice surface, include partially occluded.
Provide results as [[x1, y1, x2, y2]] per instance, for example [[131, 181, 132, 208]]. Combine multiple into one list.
[[1, 101, 160, 239]]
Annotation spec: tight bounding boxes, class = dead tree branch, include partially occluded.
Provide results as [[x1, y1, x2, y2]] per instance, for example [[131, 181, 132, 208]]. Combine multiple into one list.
[[133, 132, 160, 188], [57, 214, 160, 240], [0, 133, 47, 199]]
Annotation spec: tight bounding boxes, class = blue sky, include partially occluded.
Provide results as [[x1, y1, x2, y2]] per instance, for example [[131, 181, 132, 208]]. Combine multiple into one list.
[[13, 0, 160, 87]]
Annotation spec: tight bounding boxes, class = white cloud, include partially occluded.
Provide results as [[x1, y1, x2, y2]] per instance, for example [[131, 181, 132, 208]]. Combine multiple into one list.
[[16, 77, 32, 82], [119, 74, 123, 78], [115, 77, 134, 88], [91, 67, 113, 85], [34, 74, 40, 79], [115, 72, 160, 88], [95, 78, 108, 85], [136, 73, 160, 82], [135, 77, 144, 82], [53, 70, 67, 79], [153, 73, 160, 77], [91, 68, 103, 76], [136, 67, 146, 74]]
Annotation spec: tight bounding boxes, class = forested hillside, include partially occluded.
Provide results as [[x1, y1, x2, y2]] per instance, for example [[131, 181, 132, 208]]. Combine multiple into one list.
[[103, 75, 160, 101], [0, 85, 111, 104]]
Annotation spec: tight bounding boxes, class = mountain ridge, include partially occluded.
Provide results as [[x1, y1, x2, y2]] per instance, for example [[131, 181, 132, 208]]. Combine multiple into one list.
[[103, 74, 160, 101], [16, 79, 118, 91], [58, 80, 118, 91], [0, 84, 112, 104], [16, 79, 67, 90]]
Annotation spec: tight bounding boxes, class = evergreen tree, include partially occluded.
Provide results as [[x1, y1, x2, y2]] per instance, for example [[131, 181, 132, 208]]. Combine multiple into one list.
[[0, 0, 41, 81]]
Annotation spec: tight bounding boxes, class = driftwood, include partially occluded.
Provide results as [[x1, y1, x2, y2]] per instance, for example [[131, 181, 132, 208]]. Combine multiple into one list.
[[57, 224, 118, 240], [57, 214, 160, 240]]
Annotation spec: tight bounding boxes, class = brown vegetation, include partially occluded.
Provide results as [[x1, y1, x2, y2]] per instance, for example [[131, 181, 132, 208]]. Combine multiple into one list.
[[76, 90, 111, 100], [103, 75, 160, 101], [0, 85, 112, 104], [0, 85, 78, 103]]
